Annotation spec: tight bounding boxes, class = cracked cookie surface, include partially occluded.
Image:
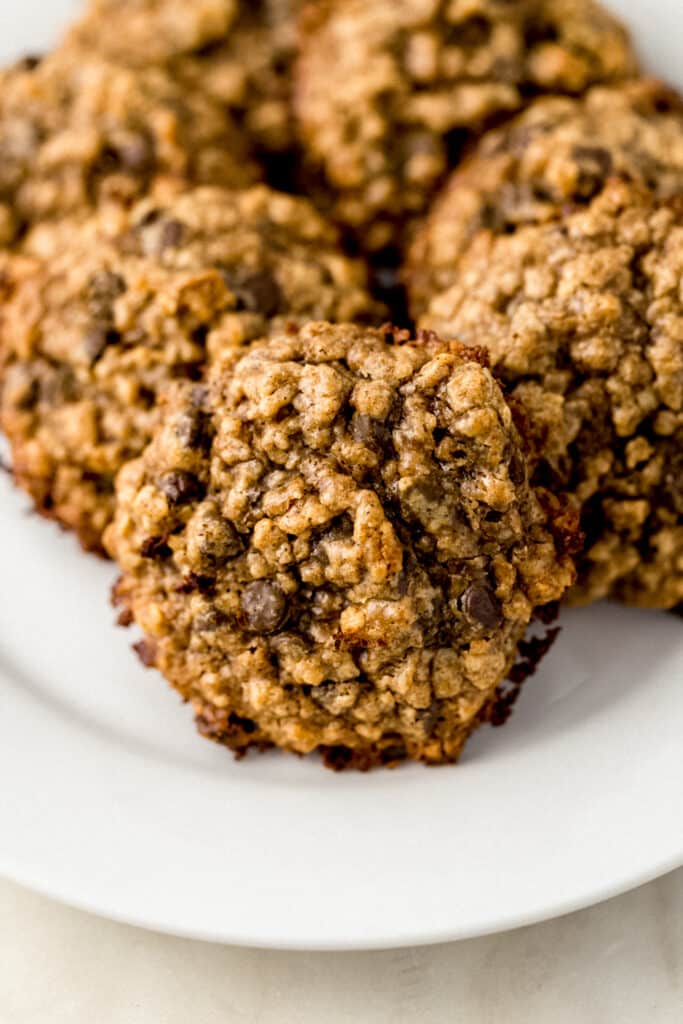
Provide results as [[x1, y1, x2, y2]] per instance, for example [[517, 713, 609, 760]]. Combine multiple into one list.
[[0, 47, 258, 246], [408, 80, 683, 314], [294, 0, 637, 250], [419, 181, 683, 608], [0, 186, 380, 552], [106, 321, 575, 768]]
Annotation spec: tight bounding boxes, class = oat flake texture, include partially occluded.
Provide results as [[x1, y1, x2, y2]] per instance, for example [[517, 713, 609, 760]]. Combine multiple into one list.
[[0, 186, 381, 552], [106, 322, 575, 769], [407, 79, 683, 316], [419, 181, 683, 608], [0, 48, 259, 246], [294, 0, 637, 249], [67, 0, 303, 155]]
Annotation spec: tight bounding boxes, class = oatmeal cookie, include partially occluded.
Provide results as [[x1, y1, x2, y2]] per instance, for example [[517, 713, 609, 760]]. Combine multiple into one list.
[[65, 0, 238, 66], [294, 0, 637, 250], [0, 48, 258, 247], [106, 322, 575, 769], [419, 180, 683, 608], [172, 2, 301, 156], [408, 80, 683, 314], [68, 0, 302, 155], [0, 186, 380, 552]]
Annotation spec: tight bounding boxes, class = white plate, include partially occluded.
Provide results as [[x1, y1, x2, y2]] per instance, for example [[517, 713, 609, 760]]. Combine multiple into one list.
[[1, 0, 683, 951]]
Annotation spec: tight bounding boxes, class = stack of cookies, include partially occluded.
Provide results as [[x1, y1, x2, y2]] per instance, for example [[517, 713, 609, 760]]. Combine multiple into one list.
[[0, 0, 679, 770]]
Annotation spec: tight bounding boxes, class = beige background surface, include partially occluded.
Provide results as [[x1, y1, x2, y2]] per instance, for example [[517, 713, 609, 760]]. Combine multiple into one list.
[[2, 869, 682, 1023]]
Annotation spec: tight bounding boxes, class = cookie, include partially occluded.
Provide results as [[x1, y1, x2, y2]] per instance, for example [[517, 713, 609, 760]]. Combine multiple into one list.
[[173, 2, 300, 157], [65, 0, 238, 66], [419, 180, 683, 608], [0, 47, 259, 247], [0, 186, 381, 552], [68, 0, 302, 156], [408, 80, 683, 315], [294, 0, 637, 251], [106, 321, 575, 769]]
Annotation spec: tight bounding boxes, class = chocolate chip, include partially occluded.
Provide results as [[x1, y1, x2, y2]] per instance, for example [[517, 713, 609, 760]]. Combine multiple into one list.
[[178, 573, 217, 598], [396, 569, 409, 597], [160, 219, 185, 250], [241, 580, 287, 634], [13, 373, 39, 410], [157, 470, 204, 506], [140, 536, 172, 559], [89, 146, 119, 179], [572, 145, 614, 197], [456, 15, 491, 47], [175, 409, 210, 450], [221, 267, 282, 316], [350, 413, 391, 449], [417, 701, 441, 735], [508, 451, 526, 485], [572, 145, 614, 178], [136, 208, 161, 229], [84, 470, 114, 496], [227, 711, 258, 735], [525, 20, 559, 46], [321, 745, 355, 770], [138, 386, 155, 408], [83, 326, 118, 363], [460, 583, 503, 630], [15, 53, 42, 71], [171, 361, 204, 382], [86, 271, 126, 330]]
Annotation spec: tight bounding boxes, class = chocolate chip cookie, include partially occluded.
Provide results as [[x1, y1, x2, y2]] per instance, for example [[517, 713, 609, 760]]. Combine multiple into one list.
[[419, 180, 683, 608], [0, 47, 259, 247], [408, 80, 683, 315], [106, 321, 575, 768], [0, 186, 381, 552], [294, 0, 637, 251], [173, 2, 300, 156], [65, 0, 238, 66], [68, 0, 302, 156]]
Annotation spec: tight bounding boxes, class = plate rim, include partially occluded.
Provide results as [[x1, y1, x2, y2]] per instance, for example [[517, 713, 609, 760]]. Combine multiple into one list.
[[2, 837, 682, 951], [1, 600, 683, 952]]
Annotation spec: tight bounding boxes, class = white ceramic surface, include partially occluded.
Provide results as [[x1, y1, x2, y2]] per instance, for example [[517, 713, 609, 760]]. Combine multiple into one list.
[[0, 0, 682, 952]]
